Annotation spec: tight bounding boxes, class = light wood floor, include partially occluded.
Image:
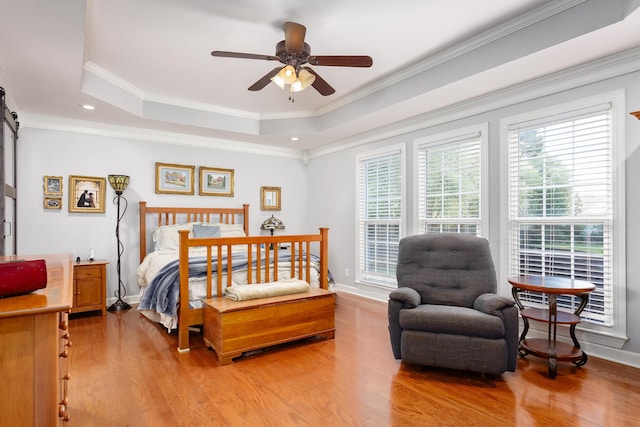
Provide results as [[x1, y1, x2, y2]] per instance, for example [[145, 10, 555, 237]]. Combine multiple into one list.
[[67, 292, 640, 427]]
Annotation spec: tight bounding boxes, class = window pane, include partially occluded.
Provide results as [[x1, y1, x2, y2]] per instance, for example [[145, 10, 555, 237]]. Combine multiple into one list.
[[418, 134, 482, 236]]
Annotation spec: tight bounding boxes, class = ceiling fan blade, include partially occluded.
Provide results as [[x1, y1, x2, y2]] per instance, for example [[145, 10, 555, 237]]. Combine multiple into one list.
[[303, 67, 335, 96], [307, 55, 373, 67], [211, 51, 279, 61], [284, 21, 306, 54], [248, 67, 282, 91]]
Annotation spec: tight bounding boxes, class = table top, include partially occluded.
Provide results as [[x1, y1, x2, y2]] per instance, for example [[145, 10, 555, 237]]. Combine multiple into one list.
[[0, 253, 73, 317], [508, 275, 596, 295]]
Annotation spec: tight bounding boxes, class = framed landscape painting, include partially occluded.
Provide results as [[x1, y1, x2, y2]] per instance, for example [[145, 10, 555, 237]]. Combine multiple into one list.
[[199, 166, 234, 197], [68, 175, 106, 213], [155, 162, 195, 195]]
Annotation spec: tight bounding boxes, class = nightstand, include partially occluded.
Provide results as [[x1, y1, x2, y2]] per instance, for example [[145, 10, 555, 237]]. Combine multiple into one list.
[[72, 259, 108, 315]]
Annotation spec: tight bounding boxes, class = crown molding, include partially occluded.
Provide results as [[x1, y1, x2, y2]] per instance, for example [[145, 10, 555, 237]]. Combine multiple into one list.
[[19, 113, 303, 160]]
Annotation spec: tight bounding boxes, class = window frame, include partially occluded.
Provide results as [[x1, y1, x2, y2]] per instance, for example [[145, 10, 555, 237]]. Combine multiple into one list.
[[499, 90, 627, 348], [355, 143, 406, 289]]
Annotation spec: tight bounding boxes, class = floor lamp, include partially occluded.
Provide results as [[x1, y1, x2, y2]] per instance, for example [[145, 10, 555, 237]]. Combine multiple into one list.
[[107, 174, 131, 312]]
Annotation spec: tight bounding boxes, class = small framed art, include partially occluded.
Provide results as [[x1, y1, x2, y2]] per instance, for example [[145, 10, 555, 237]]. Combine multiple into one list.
[[68, 175, 106, 213], [155, 162, 195, 195], [199, 166, 234, 197], [261, 186, 281, 211], [43, 176, 63, 196], [43, 197, 62, 209]]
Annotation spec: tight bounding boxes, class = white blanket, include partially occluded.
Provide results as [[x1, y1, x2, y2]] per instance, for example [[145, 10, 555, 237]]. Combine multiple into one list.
[[223, 279, 310, 301]]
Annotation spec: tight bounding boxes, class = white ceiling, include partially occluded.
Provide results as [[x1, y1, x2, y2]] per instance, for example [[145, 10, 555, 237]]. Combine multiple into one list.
[[1, 0, 640, 156]]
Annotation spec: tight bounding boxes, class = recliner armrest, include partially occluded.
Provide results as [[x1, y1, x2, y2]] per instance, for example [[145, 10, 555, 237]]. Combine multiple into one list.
[[389, 287, 421, 309], [473, 293, 515, 318]]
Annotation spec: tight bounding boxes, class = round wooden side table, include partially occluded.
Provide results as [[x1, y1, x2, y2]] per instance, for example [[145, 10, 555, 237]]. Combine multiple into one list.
[[508, 275, 596, 379]]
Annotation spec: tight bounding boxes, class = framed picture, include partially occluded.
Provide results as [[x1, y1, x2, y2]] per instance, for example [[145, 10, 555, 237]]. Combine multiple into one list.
[[68, 175, 106, 213], [199, 166, 234, 197], [43, 176, 63, 196], [155, 162, 195, 195], [261, 186, 281, 211], [43, 197, 62, 209]]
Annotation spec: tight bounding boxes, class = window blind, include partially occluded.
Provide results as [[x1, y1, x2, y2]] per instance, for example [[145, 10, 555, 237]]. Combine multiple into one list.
[[418, 133, 481, 235], [507, 105, 613, 325], [357, 149, 402, 287]]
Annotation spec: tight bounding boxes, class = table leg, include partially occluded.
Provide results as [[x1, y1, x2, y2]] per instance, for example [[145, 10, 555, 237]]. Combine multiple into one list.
[[570, 293, 590, 367], [548, 294, 558, 379], [512, 287, 529, 357]]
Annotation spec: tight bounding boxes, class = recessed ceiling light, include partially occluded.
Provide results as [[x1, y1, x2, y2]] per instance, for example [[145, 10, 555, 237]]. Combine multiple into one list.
[[81, 104, 95, 110], [290, 137, 299, 141]]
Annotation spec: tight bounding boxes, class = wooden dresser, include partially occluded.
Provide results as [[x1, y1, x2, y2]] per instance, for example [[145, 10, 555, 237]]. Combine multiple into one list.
[[0, 253, 73, 426], [72, 259, 107, 315]]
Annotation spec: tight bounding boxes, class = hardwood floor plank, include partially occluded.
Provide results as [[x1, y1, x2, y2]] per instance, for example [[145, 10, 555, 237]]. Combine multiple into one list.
[[67, 292, 640, 426]]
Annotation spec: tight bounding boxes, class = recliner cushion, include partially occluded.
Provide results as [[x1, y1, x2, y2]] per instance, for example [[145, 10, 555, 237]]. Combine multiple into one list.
[[399, 304, 505, 339]]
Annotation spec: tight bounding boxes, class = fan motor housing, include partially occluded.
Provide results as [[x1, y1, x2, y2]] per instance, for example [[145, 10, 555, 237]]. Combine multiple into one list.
[[276, 40, 311, 60]]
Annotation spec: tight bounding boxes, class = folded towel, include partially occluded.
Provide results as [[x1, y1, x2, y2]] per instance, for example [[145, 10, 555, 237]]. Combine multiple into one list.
[[223, 279, 310, 301]]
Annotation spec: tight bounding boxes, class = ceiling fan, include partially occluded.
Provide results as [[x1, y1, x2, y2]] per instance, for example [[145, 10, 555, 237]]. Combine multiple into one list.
[[211, 21, 373, 97]]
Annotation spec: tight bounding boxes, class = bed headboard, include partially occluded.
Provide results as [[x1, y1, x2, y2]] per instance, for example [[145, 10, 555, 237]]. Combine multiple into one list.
[[139, 201, 250, 262]]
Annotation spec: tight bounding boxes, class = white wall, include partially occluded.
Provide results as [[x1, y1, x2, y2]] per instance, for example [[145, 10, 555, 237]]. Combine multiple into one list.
[[307, 70, 640, 363], [16, 129, 308, 303]]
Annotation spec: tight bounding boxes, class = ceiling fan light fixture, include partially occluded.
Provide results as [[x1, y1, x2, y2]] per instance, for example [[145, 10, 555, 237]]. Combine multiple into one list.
[[281, 65, 297, 84], [271, 74, 286, 89], [298, 68, 315, 89]]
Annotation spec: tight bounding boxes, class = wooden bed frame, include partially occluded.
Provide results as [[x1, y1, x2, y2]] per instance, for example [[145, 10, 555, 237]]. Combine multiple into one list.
[[139, 201, 331, 354]]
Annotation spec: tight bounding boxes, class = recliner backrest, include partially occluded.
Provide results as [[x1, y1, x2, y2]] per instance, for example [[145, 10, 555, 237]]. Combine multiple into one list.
[[396, 233, 497, 307]]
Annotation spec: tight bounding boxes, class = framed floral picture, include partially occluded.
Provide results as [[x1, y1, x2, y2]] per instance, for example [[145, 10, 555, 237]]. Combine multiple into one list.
[[43, 176, 63, 196], [155, 162, 195, 195], [199, 166, 234, 197], [68, 175, 106, 213]]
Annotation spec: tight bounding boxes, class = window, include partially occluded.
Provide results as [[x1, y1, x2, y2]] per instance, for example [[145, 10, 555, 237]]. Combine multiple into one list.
[[416, 125, 488, 236], [502, 92, 626, 341], [356, 144, 405, 288]]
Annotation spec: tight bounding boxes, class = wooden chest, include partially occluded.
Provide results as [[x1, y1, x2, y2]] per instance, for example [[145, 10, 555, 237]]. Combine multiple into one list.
[[203, 288, 335, 365]]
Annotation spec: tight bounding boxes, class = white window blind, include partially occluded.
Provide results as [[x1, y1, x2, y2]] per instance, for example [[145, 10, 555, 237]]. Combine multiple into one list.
[[507, 104, 613, 325], [357, 148, 403, 287], [418, 133, 482, 235]]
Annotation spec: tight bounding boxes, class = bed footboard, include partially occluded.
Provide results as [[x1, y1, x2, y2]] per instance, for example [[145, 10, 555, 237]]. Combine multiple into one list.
[[177, 228, 329, 352]]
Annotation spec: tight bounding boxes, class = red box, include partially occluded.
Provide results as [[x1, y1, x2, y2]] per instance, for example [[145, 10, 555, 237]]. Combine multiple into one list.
[[0, 259, 48, 297]]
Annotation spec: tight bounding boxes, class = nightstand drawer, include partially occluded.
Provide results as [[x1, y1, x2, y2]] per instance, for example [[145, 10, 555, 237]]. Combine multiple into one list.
[[74, 266, 102, 279]]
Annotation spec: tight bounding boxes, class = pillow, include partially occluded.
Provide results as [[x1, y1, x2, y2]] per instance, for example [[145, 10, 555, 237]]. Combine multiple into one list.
[[192, 224, 221, 238], [219, 223, 246, 237], [152, 223, 194, 251]]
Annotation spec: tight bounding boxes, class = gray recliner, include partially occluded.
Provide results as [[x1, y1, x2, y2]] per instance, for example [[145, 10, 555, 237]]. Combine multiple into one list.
[[388, 233, 518, 375]]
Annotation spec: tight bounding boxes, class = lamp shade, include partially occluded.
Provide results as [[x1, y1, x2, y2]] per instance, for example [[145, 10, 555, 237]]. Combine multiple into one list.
[[108, 174, 130, 195], [261, 215, 285, 233], [291, 68, 316, 92], [271, 65, 297, 89]]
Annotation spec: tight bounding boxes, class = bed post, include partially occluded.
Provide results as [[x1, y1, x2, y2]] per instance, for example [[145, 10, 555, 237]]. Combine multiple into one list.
[[319, 227, 329, 290], [139, 201, 147, 263], [178, 229, 191, 352], [242, 204, 249, 235]]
